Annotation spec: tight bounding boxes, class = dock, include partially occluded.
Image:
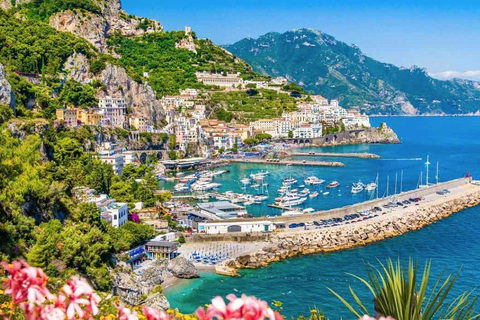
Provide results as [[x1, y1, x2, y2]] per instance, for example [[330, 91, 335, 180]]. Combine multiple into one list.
[[291, 152, 381, 159], [229, 158, 344, 167]]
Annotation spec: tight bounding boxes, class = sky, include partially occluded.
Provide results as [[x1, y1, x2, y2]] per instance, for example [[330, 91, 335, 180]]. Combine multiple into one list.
[[122, 0, 480, 81]]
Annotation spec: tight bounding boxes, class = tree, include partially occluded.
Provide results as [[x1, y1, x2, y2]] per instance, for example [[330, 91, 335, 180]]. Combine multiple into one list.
[[254, 133, 272, 141], [73, 203, 102, 228], [288, 130, 294, 138], [178, 234, 186, 244], [0, 105, 13, 125], [109, 176, 134, 204], [156, 191, 172, 204], [243, 138, 257, 146], [246, 83, 256, 89]]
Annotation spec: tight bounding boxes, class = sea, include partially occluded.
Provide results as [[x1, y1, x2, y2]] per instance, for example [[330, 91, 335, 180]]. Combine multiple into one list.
[[163, 117, 480, 318]]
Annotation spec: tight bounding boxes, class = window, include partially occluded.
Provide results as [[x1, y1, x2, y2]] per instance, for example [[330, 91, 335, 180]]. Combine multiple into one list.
[[114, 215, 117, 220]]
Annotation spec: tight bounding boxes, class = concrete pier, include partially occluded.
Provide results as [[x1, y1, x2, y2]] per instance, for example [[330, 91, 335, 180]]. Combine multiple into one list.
[[291, 152, 381, 159], [229, 158, 344, 167]]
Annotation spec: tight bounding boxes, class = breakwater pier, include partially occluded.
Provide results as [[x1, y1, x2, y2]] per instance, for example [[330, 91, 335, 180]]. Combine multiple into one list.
[[228, 158, 344, 167], [291, 152, 381, 159], [205, 178, 480, 274]]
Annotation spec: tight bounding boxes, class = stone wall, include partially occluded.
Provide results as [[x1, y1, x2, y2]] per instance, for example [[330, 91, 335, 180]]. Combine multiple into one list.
[[226, 182, 480, 270]]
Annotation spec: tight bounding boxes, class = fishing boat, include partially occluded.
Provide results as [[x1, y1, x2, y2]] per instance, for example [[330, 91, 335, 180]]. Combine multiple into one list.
[[309, 191, 319, 198], [304, 176, 326, 185], [326, 181, 340, 188]]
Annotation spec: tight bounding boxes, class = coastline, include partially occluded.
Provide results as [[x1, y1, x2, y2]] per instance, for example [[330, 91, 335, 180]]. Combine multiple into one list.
[[224, 180, 480, 272]]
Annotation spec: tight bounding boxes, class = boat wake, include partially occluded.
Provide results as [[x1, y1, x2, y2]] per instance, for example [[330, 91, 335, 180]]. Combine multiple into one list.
[[379, 158, 422, 161]]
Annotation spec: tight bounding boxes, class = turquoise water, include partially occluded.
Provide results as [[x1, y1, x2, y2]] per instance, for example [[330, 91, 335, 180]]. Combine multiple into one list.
[[165, 117, 480, 318]]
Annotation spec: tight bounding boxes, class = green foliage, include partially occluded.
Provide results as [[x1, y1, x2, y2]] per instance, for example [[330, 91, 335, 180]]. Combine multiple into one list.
[[254, 133, 272, 141], [0, 10, 95, 76], [19, 0, 101, 22], [215, 108, 233, 122], [177, 234, 186, 244], [330, 258, 479, 320], [288, 130, 293, 138], [211, 89, 298, 121], [243, 138, 256, 146], [58, 80, 98, 107], [106, 31, 259, 96], [0, 105, 13, 125]]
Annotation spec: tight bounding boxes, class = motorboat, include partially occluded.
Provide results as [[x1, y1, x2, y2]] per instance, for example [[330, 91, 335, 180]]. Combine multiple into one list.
[[366, 182, 377, 192], [281, 209, 303, 217], [323, 192, 330, 195], [327, 181, 340, 188], [241, 177, 251, 185], [304, 176, 326, 185], [351, 183, 364, 194], [309, 191, 319, 198], [275, 195, 307, 206], [282, 177, 297, 186]]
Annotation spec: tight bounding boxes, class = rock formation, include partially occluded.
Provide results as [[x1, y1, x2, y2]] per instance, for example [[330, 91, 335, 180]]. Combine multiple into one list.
[[0, 63, 15, 110], [49, 0, 162, 52], [113, 260, 170, 310], [0, 0, 31, 10], [313, 123, 400, 146], [168, 256, 200, 279]]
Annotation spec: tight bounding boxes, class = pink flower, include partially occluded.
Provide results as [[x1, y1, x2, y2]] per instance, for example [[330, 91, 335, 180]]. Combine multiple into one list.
[[359, 316, 396, 320], [1, 260, 50, 305], [61, 276, 101, 319], [143, 307, 169, 320], [118, 305, 139, 320], [196, 294, 282, 320]]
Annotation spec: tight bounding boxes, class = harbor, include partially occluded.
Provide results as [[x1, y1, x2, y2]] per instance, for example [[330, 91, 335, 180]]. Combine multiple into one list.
[[291, 151, 381, 158]]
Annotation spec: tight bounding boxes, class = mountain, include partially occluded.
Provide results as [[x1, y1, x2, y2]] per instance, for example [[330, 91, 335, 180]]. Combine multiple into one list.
[[224, 29, 480, 115]]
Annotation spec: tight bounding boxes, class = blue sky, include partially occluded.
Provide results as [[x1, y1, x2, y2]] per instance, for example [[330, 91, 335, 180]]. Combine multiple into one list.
[[122, 0, 480, 80]]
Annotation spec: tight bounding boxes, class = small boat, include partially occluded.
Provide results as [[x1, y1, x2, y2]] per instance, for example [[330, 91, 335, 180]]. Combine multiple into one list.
[[351, 184, 364, 194], [366, 183, 377, 192], [250, 183, 260, 188], [327, 181, 340, 188], [304, 176, 326, 185], [302, 208, 315, 214], [275, 194, 307, 206], [309, 191, 319, 198], [241, 177, 251, 185], [281, 210, 303, 217], [323, 192, 330, 195], [282, 177, 297, 186]]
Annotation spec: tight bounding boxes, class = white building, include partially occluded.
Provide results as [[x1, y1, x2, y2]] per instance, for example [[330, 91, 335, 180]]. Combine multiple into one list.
[[99, 96, 127, 128], [198, 221, 275, 234], [195, 72, 244, 88], [101, 202, 129, 228], [98, 154, 124, 175], [293, 123, 323, 139]]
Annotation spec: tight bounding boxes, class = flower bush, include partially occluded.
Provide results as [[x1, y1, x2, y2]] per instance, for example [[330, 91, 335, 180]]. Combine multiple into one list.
[[0, 260, 288, 320]]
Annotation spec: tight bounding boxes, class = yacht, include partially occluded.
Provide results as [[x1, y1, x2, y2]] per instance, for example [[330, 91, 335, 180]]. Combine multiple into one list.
[[275, 194, 307, 206], [365, 182, 377, 192], [351, 184, 364, 194], [240, 177, 251, 185], [282, 177, 297, 186], [304, 176, 326, 185], [326, 181, 340, 188]]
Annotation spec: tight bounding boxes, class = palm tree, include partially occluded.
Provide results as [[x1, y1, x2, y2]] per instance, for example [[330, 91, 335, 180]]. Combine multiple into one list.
[[329, 258, 479, 320]]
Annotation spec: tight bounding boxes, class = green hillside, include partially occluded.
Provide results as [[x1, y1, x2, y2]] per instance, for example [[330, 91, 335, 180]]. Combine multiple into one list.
[[225, 29, 480, 114]]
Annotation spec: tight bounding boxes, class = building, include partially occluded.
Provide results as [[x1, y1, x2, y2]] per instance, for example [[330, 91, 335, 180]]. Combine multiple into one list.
[[293, 123, 323, 139], [195, 72, 243, 88], [56, 108, 79, 127], [145, 241, 178, 260], [129, 116, 149, 132], [198, 221, 275, 234], [100, 202, 128, 228], [99, 96, 127, 128], [98, 153, 124, 175], [143, 219, 169, 232], [197, 201, 248, 219], [78, 109, 103, 126]]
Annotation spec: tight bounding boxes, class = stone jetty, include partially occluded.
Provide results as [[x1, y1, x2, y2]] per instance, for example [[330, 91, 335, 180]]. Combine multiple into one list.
[[291, 152, 381, 159], [225, 182, 480, 271]]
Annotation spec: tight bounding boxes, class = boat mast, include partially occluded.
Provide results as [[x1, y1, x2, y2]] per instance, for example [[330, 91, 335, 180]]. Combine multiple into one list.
[[386, 175, 390, 197], [436, 161, 439, 185], [425, 155, 430, 186], [394, 173, 398, 195], [400, 170, 404, 193], [376, 173, 379, 199]]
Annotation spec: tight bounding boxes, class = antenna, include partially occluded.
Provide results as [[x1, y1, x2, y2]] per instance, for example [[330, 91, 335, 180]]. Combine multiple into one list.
[[425, 155, 431, 186]]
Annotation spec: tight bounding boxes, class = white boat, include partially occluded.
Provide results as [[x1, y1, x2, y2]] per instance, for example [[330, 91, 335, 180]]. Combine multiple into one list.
[[323, 192, 330, 195], [282, 177, 297, 186], [365, 183, 377, 192], [191, 182, 221, 191], [327, 181, 340, 188], [302, 208, 315, 214], [309, 191, 319, 198], [281, 209, 303, 216], [304, 176, 326, 185], [241, 178, 251, 185], [174, 184, 189, 192], [351, 184, 364, 194], [275, 195, 307, 206]]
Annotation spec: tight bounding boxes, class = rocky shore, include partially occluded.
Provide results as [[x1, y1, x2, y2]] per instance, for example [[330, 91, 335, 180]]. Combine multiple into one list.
[[312, 123, 400, 147], [225, 185, 480, 271]]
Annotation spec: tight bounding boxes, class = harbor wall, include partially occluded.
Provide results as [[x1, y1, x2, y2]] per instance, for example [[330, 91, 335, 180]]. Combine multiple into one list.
[[187, 233, 269, 243], [225, 181, 480, 271], [224, 177, 471, 224]]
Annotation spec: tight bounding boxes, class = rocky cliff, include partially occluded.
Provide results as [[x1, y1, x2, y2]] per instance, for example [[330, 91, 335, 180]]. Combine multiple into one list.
[[113, 260, 170, 310], [49, 0, 162, 52], [0, 0, 31, 10], [0, 63, 15, 110], [64, 53, 165, 122], [167, 257, 200, 279], [313, 123, 400, 146]]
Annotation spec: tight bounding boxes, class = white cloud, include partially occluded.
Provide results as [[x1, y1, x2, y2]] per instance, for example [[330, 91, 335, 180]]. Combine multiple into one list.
[[430, 70, 480, 81]]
